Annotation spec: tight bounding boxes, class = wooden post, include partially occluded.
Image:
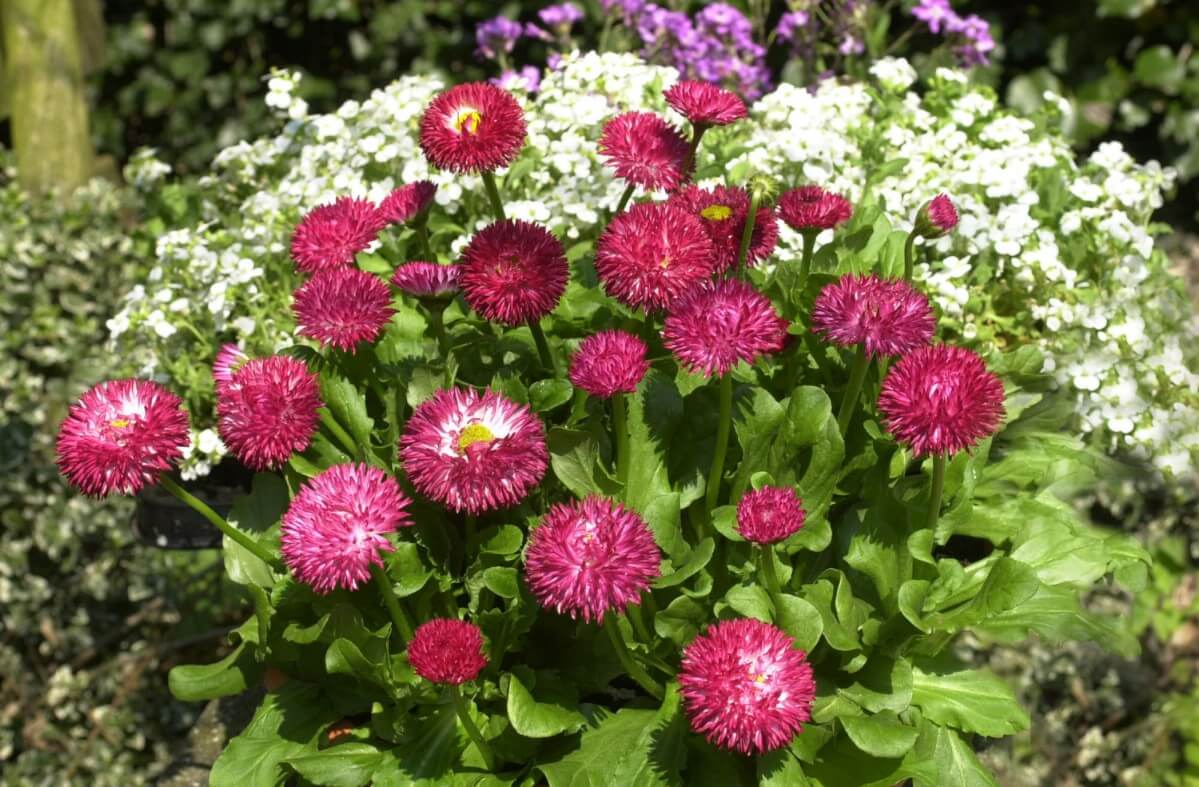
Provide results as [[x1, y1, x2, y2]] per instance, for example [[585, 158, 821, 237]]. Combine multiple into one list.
[[1, 0, 96, 193]]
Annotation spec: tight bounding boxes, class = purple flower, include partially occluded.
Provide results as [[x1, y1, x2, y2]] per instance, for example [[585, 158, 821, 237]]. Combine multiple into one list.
[[539, 2, 584, 29], [491, 65, 542, 94], [912, 0, 957, 35], [524, 22, 553, 42], [775, 11, 810, 43], [476, 16, 523, 60], [954, 14, 995, 65], [838, 33, 864, 55]]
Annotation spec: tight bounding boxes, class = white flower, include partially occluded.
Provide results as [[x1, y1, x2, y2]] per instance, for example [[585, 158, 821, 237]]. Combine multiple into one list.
[[869, 57, 917, 92]]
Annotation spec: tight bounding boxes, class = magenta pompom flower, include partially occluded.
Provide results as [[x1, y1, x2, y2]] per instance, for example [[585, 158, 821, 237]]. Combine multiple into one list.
[[290, 197, 387, 274], [736, 486, 806, 545], [569, 330, 650, 399], [811, 274, 935, 358], [598, 111, 691, 192], [664, 80, 748, 128], [391, 262, 461, 299], [524, 496, 661, 623], [293, 267, 394, 352], [400, 387, 548, 514], [56, 379, 190, 497], [459, 220, 568, 325], [595, 202, 715, 312], [408, 619, 488, 685], [377, 181, 437, 226], [915, 193, 959, 239], [212, 344, 250, 392], [878, 345, 1006, 458], [217, 355, 322, 470], [280, 463, 412, 594], [668, 185, 778, 273], [280, 463, 412, 592], [663, 279, 789, 378], [778, 186, 853, 232], [419, 82, 527, 174], [679, 618, 816, 755]]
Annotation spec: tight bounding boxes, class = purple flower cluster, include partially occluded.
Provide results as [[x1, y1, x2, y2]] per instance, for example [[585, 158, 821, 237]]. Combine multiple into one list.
[[476, 15, 523, 61], [491, 65, 542, 94], [475, 5, 584, 86], [627, 2, 771, 99], [771, 1, 868, 70], [911, 0, 995, 65]]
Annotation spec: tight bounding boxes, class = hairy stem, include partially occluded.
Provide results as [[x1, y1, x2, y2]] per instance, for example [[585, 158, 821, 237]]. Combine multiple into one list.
[[159, 476, 279, 568], [734, 188, 761, 274], [528, 318, 558, 377], [614, 182, 635, 215], [369, 561, 414, 645], [795, 231, 817, 302], [903, 230, 918, 281], [450, 684, 497, 771], [705, 374, 734, 516], [604, 615, 664, 700], [836, 345, 871, 436], [481, 171, 506, 222], [612, 393, 630, 488], [925, 454, 948, 533]]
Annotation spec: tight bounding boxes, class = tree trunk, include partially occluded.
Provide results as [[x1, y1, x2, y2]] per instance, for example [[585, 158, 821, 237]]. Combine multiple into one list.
[[1, 0, 95, 193]]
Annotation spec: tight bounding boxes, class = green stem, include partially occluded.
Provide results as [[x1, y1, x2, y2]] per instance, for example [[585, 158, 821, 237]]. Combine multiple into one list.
[[760, 546, 784, 604], [612, 394, 630, 488], [681, 125, 708, 181], [320, 408, 360, 459], [465, 514, 477, 547], [567, 388, 589, 426], [628, 603, 652, 644], [795, 231, 817, 303], [415, 213, 433, 260], [614, 182, 635, 215], [903, 230, 917, 282], [528, 318, 558, 376], [481, 171, 506, 222], [925, 454, 947, 533], [370, 561, 414, 645], [450, 684, 497, 771], [836, 345, 870, 436], [733, 188, 761, 273], [705, 374, 734, 516], [428, 304, 453, 386], [603, 615, 664, 700], [159, 476, 279, 568]]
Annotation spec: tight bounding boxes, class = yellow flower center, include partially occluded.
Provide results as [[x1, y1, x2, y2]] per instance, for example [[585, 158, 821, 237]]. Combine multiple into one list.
[[110, 418, 131, 428], [454, 109, 482, 135], [658, 255, 672, 270], [701, 204, 733, 221], [753, 673, 767, 684], [457, 422, 495, 452]]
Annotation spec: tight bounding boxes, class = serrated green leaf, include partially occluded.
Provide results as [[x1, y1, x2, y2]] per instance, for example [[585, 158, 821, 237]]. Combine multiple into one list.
[[506, 673, 586, 739], [910, 666, 1029, 737], [841, 712, 920, 759], [168, 642, 262, 702]]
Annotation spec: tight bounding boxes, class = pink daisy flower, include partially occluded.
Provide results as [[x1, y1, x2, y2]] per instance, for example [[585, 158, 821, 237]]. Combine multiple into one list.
[[679, 618, 816, 755], [217, 355, 322, 470], [290, 197, 387, 274], [408, 619, 488, 685], [811, 274, 935, 358], [664, 80, 748, 127], [399, 387, 548, 514], [391, 262, 461, 299], [377, 180, 437, 226], [595, 202, 715, 312], [524, 496, 661, 623], [568, 330, 650, 399], [459, 220, 568, 325], [777, 186, 853, 232], [293, 267, 394, 352], [56, 379, 190, 497], [280, 463, 412, 594], [598, 111, 690, 192], [212, 344, 250, 392], [915, 193, 959, 238], [668, 185, 778, 273], [663, 279, 789, 378], [878, 345, 1006, 457], [736, 486, 806, 545], [419, 82, 527, 173]]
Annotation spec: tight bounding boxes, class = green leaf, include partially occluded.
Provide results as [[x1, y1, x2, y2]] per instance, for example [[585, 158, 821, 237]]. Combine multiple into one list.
[[838, 657, 913, 713], [774, 594, 824, 653], [320, 371, 375, 448], [841, 712, 920, 759], [387, 702, 466, 781], [326, 637, 390, 687], [655, 537, 714, 589], [507, 673, 586, 739], [286, 743, 383, 787], [537, 707, 658, 787], [479, 525, 524, 556], [210, 683, 338, 787], [548, 428, 620, 499], [624, 371, 686, 560], [910, 666, 1029, 738], [910, 722, 998, 787], [977, 583, 1140, 657], [530, 379, 574, 412], [482, 566, 520, 599], [654, 596, 707, 647], [610, 682, 688, 786], [225, 473, 287, 588], [387, 542, 431, 598], [724, 584, 772, 622], [928, 557, 1041, 630], [168, 642, 262, 702], [1133, 45, 1185, 92]]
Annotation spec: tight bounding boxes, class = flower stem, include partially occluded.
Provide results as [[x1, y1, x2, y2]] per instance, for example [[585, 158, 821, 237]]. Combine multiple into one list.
[[795, 230, 817, 303], [733, 188, 761, 274], [903, 230, 917, 281], [614, 182, 636, 215], [159, 476, 280, 568], [450, 684, 497, 772], [612, 393, 630, 488], [415, 213, 433, 260], [681, 125, 708, 181], [760, 545, 784, 604], [836, 345, 870, 436], [465, 514, 477, 547], [481, 171, 506, 222], [705, 374, 734, 516], [369, 561, 414, 645], [528, 318, 558, 376], [925, 454, 947, 533], [603, 615, 664, 700], [428, 304, 453, 386], [319, 408, 360, 459]]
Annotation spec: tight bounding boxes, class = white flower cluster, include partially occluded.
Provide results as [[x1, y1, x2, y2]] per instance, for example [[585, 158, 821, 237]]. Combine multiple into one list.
[[109, 52, 1197, 484]]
